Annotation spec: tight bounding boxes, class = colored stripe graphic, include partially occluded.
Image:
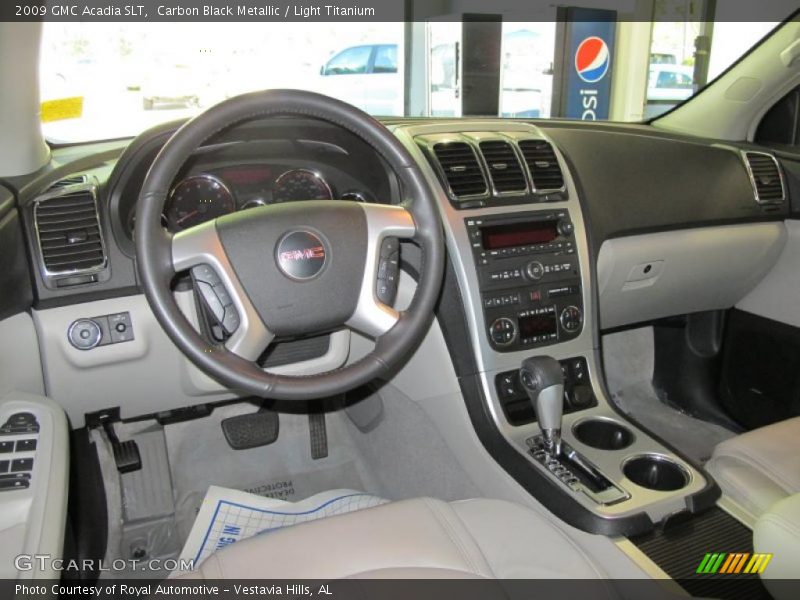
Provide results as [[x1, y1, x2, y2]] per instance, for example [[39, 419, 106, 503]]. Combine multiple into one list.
[[696, 552, 773, 574], [744, 554, 773, 574]]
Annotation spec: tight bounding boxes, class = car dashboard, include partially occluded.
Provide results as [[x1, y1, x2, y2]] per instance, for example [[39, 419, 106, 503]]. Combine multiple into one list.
[[1, 112, 795, 536]]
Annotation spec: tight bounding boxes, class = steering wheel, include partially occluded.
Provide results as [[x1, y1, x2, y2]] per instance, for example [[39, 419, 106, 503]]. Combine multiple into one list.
[[135, 90, 444, 400]]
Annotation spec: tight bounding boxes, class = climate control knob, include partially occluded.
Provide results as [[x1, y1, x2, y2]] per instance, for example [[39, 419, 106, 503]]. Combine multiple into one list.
[[526, 261, 545, 280], [560, 306, 583, 334], [489, 317, 517, 347]]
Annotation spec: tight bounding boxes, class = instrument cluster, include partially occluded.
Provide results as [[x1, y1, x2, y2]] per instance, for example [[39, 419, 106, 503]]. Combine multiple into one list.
[[132, 164, 370, 233]]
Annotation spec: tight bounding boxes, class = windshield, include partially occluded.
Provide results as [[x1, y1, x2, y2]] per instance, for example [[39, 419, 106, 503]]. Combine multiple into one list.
[[40, 19, 779, 143]]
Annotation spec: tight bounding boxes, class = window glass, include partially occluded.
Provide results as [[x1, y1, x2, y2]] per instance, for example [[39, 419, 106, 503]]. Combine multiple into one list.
[[373, 45, 398, 74], [324, 45, 372, 75]]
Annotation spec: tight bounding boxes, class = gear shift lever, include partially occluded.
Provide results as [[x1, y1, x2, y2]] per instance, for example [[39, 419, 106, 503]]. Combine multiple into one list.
[[520, 356, 565, 457]]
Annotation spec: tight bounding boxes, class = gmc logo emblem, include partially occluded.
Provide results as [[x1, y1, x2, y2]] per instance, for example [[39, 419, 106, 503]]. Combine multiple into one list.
[[276, 231, 328, 280], [279, 246, 325, 262]]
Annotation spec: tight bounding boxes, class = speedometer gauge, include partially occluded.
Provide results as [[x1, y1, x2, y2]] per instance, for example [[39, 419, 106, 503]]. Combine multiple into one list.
[[165, 175, 235, 231], [272, 169, 333, 203]]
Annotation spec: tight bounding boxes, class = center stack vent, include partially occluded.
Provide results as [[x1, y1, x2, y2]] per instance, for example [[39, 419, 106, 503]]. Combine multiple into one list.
[[432, 141, 489, 200], [478, 140, 527, 193], [518, 140, 565, 192]]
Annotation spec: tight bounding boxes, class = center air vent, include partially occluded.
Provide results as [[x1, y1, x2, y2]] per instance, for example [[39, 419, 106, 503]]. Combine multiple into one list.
[[34, 186, 107, 275], [518, 140, 565, 192], [478, 140, 527, 193], [432, 141, 488, 199], [743, 151, 785, 205]]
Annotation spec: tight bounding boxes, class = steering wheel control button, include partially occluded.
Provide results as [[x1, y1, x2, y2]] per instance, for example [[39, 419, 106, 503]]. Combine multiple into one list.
[[191, 265, 240, 335], [0, 441, 13, 453], [560, 306, 583, 333], [376, 237, 400, 305], [275, 230, 328, 280], [490, 317, 517, 347], [68, 318, 103, 350]]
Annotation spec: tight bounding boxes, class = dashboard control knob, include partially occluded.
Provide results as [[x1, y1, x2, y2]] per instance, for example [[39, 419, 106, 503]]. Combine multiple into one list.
[[489, 317, 517, 347], [68, 319, 103, 350], [526, 261, 545, 280], [557, 220, 574, 237], [560, 306, 583, 334]]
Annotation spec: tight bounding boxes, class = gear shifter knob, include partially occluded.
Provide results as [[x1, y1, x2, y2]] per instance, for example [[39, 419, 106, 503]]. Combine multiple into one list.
[[520, 356, 565, 456]]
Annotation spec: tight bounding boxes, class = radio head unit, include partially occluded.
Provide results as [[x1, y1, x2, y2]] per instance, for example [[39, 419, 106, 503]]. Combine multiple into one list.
[[466, 210, 583, 352]]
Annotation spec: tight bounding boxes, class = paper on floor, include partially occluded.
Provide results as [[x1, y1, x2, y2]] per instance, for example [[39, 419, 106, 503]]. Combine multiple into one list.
[[177, 485, 387, 571]]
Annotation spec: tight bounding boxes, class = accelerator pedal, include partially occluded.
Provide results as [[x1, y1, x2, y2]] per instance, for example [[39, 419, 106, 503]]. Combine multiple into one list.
[[309, 412, 328, 460], [221, 408, 279, 450]]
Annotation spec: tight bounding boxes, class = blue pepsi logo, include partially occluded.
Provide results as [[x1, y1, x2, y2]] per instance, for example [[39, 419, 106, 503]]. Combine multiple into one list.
[[575, 37, 610, 83]]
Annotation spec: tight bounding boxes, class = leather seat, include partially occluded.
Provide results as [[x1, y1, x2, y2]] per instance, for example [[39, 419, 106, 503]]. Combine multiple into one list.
[[173, 497, 609, 580], [707, 416, 800, 524]]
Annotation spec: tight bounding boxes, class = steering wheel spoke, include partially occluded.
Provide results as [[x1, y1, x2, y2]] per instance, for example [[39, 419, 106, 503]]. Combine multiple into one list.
[[346, 204, 416, 338], [172, 221, 274, 361]]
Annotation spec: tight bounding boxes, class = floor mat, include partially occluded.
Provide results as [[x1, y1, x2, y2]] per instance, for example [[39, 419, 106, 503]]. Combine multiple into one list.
[[630, 507, 769, 600], [603, 327, 735, 464], [165, 403, 382, 541]]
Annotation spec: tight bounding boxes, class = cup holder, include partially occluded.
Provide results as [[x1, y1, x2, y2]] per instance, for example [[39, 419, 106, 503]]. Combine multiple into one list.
[[623, 454, 690, 491], [573, 419, 634, 450]]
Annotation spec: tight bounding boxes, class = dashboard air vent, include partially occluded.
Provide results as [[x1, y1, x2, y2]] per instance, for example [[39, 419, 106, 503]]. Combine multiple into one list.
[[518, 140, 564, 192], [743, 152, 785, 205], [34, 187, 107, 275], [47, 175, 87, 191], [478, 140, 527, 193], [432, 142, 488, 199]]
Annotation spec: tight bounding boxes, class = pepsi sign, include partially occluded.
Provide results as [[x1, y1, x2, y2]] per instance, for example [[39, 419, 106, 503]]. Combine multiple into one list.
[[557, 9, 616, 121], [575, 37, 610, 84]]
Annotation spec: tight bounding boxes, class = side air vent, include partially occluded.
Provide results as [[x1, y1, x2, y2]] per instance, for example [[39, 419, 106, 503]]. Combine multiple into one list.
[[432, 141, 488, 199], [34, 185, 107, 275], [478, 140, 527, 193], [48, 175, 87, 191], [518, 140, 565, 192], [743, 151, 785, 205]]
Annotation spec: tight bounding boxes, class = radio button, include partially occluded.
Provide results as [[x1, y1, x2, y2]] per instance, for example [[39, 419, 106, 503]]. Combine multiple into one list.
[[526, 261, 545, 280], [557, 220, 574, 236]]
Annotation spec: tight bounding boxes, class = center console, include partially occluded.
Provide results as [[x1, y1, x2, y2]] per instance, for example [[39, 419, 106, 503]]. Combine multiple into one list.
[[393, 122, 717, 537], [466, 211, 583, 352]]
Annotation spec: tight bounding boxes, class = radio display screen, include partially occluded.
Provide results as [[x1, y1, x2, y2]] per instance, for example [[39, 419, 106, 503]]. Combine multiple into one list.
[[519, 313, 557, 337], [480, 220, 559, 250]]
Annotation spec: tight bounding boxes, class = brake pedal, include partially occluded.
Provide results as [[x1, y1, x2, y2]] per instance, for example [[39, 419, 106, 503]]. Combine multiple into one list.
[[221, 408, 279, 450], [103, 421, 142, 474], [309, 412, 328, 460]]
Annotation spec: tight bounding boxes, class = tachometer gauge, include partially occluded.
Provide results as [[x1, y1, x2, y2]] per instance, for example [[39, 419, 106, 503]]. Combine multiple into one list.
[[164, 175, 235, 231], [272, 169, 333, 203]]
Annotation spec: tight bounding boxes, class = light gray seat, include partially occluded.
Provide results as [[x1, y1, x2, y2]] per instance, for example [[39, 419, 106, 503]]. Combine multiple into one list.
[[707, 416, 800, 524], [173, 496, 609, 581]]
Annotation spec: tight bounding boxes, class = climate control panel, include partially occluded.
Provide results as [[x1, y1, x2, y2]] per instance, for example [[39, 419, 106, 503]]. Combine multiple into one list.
[[466, 210, 583, 352]]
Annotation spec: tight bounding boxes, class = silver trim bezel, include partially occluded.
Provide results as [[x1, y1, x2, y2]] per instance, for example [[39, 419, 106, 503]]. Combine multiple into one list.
[[741, 150, 786, 205], [33, 180, 108, 283]]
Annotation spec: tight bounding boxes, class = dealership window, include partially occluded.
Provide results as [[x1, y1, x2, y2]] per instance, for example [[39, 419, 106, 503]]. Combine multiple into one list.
[[39, 14, 786, 142]]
